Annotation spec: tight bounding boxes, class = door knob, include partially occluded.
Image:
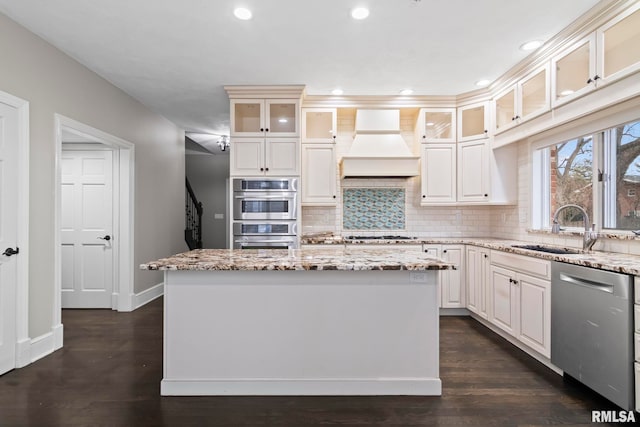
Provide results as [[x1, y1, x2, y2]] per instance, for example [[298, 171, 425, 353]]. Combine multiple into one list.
[[98, 235, 111, 241], [2, 247, 19, 256]]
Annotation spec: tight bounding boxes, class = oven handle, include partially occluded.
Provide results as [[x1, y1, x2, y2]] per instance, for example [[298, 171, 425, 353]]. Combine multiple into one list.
[[234, 195, 294, 200], [234, 239, 296, 243]]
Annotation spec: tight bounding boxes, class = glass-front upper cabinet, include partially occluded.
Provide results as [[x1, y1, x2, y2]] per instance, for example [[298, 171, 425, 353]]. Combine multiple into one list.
[[597, 2, 640, 87], [230, 99, 264, 136], [416, 108, 456, 143], [230, 99, 299, 137], [457, 102, 489, 142], [301, 108, 337, 143], [494, 64, 550, 133], [520, 65, 549, 119], [551, 34, 597, 108], [494, 87, 516, 132], [266, 100, 299, 137]]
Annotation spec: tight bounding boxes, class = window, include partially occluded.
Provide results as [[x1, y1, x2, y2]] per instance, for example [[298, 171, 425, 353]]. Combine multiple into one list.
[[550, 136, 593, 228], [534, 119, 640, 232]]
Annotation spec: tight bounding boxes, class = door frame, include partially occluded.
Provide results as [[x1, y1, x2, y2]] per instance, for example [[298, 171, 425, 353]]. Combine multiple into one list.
[[54, 115, 135, 326], [0, 90, 30, 368]]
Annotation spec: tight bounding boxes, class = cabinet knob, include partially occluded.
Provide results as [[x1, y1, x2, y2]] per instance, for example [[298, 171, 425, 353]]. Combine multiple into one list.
[[265, 128, 269, 132], [484, 130, 488, 133], [422, 195, 426, 198], [265, 167, 269, 171], [484, 194, 488, 197], [443, 249, 447, 253], [260, 167, 264, 171], [483, 254, 488, 258], [587, 78, 593, 84], [515, 115, 520, 120], [333, 135, 336, 139], [333, 195, 336, 198], [593, 75, 600, 81], [260, 128, 264, 132], [422, 135, 426, 139]]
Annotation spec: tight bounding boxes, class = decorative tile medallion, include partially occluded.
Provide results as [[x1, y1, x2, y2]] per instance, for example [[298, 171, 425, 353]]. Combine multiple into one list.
[[343, 188, 405, 230]]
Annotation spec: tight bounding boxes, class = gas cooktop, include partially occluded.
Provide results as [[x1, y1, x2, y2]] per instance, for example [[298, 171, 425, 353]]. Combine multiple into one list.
[[344, 235, 416, 240]]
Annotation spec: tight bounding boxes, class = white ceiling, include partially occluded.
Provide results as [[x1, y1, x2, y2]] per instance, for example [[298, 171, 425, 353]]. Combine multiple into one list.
[[0, 0, 603, 136]]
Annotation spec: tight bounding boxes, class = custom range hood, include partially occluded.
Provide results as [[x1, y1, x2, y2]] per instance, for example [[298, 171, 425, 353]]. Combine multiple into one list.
[[340, 109, 420, 178]]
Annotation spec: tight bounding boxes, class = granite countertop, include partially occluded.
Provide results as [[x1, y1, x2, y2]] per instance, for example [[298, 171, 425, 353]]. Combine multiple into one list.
[[140, 247, 454, 271], [301, 236, 640, 276]]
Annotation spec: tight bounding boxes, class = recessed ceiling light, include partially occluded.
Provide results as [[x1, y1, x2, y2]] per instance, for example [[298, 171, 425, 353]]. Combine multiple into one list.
[[560, 89, 574, 96], [234, 7, 252, 20], [351, 7, 370, 20], [331, 88, 344, 96], [475, 79, 491, 87], [520, 40, 543, 51], [400, 89, 413, 96]]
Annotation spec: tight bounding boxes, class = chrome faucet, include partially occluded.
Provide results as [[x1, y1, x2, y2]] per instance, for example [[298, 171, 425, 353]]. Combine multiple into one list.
[[551, 204, 598, 251]]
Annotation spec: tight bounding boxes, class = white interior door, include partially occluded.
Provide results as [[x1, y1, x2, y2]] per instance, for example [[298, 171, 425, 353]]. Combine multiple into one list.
[[61, 149, 114, 308], [0, 101, 19, 375]]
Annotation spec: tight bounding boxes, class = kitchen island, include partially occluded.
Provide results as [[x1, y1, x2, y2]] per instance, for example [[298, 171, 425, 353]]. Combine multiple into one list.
[[141, 247, 453, 396]]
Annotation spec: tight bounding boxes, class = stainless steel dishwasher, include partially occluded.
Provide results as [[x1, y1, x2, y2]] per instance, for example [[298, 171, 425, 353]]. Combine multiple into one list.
[[551, 261, 633, 410]]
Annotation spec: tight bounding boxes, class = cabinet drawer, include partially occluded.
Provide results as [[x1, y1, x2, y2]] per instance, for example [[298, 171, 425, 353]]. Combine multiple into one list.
[[635, 276, 640, 304], [490, 250, 551, 279], [636, 332, 640, 362], [636, 305, 640, 333]]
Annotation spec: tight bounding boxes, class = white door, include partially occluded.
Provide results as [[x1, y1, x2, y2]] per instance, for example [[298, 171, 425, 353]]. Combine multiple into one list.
[[61, 150, 114, 308], [0, 101, 19, 375]]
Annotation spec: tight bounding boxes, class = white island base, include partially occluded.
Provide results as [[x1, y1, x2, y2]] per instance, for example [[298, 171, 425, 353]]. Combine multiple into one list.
[[161, 269, 440, 396]]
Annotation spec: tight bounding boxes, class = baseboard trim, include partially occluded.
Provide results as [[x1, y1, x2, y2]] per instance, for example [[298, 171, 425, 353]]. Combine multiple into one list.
[[15, 338, 31, 368], [440, 307, 470, 316], [469, 313, 562, 375], [29, 331, 55, 364], [161, 378, 442, 396], [133, 282, 164, 310]]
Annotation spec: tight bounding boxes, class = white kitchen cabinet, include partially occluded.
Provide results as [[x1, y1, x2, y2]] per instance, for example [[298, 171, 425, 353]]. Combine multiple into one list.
[[466, 246, 490, 319], [494, 65, 550, 133], [551, 34, 597, 108], [415, 108, 456, 143], [517, 273, 551, 358], [458, 140, 490, 203], [230, 138, 299, 176], [301, 143, 337, 205], [420, 144, 456, 204], [489, 265, 519, 336], [597, 2, 640, 88], [457, 101, 489, 142], [301, 108, 337, 143], [440, 245, 465, 308], [422, 244, 464, 308], [230, 99, 300, 137], [489, 250, 551, 357]]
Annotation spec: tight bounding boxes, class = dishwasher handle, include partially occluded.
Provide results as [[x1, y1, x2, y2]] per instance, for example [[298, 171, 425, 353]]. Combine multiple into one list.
[[558, 272, 614, 293]]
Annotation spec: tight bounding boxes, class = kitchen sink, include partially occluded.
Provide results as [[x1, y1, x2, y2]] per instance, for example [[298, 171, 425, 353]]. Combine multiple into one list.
[[511, 244, 582, 255]]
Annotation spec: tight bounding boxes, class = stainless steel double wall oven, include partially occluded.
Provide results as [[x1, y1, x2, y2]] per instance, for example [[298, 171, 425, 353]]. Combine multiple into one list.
[[232, 178, 298, 249]]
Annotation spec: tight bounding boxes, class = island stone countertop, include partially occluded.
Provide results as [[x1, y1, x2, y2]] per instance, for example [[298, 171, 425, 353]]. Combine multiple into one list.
[[301, 235, 640, 276], [140, 247, 454, 271]]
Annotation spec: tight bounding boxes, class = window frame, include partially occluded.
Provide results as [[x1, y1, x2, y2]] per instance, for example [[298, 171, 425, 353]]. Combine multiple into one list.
[[531, 116, 640, 234]]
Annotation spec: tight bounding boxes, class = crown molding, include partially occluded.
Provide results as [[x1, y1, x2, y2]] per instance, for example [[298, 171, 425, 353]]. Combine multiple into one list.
[[224, 85, 306, 99], [302, 95, 457, 109]]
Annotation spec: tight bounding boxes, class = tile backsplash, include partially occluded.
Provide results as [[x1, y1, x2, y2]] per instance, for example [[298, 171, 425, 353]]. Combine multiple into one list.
[[343, 188, 405, 230]]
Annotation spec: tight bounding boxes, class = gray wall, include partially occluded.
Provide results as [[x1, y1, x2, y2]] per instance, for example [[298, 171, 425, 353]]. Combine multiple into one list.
[[0, 12, 185, 338], [186, 152, 230, 248]]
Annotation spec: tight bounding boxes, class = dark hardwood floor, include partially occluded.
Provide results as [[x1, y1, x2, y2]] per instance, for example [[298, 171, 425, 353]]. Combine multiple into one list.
[[0, 298, 621, 426]]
